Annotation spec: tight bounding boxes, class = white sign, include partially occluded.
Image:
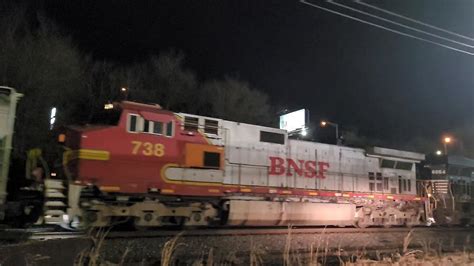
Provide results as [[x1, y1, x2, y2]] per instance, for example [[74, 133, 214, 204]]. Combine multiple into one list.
[[279, 109, 307, 132]]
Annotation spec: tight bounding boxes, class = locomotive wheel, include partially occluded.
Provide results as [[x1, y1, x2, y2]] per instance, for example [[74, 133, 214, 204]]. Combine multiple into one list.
[[133, 218, 150, 231], [356, 217, 371, 228]]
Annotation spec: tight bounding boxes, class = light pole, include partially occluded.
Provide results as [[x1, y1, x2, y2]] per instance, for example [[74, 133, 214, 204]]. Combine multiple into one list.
[[121, 87, 129, 100], [443, 136, 451, 155], [320, 120, 339, 143]]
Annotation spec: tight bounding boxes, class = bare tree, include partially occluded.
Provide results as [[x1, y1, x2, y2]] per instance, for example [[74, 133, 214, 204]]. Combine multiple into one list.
[[0, 6, 85, 157], [139, 50, 198, 112], [200, 76, 273, 126]]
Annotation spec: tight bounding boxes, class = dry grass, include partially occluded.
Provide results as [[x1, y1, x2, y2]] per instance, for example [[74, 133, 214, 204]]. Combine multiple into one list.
[[402, 229, 414, 254], [249, 238, 265, 266], [69, 227, 474, 266], [161, 232, 185, 266], [283, 226, 293, 266], [75, 227, 111, 266]]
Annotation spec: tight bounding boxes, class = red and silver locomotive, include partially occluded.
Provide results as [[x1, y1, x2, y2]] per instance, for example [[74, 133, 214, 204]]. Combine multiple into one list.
[[61, 101, 433, 228]]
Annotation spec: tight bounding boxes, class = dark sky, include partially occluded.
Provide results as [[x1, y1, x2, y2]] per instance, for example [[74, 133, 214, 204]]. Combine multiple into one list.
[[41, 0, 473, 149]]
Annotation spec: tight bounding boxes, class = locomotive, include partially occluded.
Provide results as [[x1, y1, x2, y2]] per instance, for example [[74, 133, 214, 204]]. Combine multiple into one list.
[[62, 101, 431, 228], [1, 87, 472, 229]]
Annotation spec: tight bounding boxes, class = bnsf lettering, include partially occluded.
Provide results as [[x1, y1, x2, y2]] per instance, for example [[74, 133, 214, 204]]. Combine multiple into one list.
[[269, 156, 329, 178]]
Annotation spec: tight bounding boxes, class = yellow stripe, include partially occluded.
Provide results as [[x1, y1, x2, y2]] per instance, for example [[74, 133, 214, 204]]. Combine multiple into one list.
[[161, 189, 175, 194], [240, 188, 252, 192], [281, 190, 292, 194], [308, 192, 318, 196], [77, 149, 110, 161], [208, 189, 220, 193], [342, 194, 350, 197]]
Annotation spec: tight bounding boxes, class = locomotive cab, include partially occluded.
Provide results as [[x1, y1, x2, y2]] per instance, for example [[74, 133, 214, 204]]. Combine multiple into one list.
[[64, 101, 179, 194]]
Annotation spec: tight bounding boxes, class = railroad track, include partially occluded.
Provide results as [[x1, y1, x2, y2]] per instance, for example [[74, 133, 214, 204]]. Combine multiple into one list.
[[5, 226, 470, 241]]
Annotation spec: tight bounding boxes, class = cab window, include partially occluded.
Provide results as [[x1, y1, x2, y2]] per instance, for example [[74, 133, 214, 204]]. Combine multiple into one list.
[[128, 114, 139, 132], [153, 121, 164, 134], [165, 121, 173, 137]]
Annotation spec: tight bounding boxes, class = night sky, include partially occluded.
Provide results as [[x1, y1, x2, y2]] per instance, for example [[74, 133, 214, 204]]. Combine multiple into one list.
[[41, 0, 473, 149]]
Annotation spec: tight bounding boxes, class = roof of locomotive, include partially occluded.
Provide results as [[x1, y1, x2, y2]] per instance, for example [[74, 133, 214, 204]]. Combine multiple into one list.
[[367, 146, 425, 162], [121, 101, 162, 111], [127, 101, 426, 161]]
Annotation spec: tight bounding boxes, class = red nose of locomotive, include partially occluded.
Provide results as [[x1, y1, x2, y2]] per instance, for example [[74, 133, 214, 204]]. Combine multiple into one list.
[[61, 101, 181, 194]]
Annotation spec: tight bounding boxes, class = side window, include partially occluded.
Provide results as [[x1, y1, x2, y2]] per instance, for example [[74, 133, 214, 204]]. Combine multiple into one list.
[[165, 121, 173, 137], [368, 172, 375, 191], [407, 179, 411, 192], [381, 159, 396, 168], [368, 172, 375, 180], [369, 172, 382, 192], [396, 162, 413, 171], [184, 116, 199, 131], [204, 119, 218, 134], [203, 151, 220, 168], [153, 121, 163, 134], [128, 114, 139, 132], [376, 172, 382, 181], [260, 131, 285, 144], [143, 120, 150, 133]]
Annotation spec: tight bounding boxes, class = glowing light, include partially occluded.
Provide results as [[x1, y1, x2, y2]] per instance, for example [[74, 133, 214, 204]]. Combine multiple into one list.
[[435, 150, 442, 155], [443, 137, 451, 143], [50, 107, 57, 130], [320, 121, 327, 127], [121, 87, 127, 92], [301, 128, 307, 136], [104, 103, 114, 110]]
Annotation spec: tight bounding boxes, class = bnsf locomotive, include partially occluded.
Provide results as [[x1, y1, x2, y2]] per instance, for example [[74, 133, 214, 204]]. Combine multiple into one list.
[[2, 87, 472, 229], [61, 101, 432, 228]]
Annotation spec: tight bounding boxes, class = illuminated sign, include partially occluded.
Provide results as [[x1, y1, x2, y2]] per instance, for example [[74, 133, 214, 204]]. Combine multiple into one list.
[[279, 109, 307, 132]]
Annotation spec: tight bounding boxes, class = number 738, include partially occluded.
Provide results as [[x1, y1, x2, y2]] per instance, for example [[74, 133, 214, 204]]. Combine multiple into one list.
[[131, 141, 165, 157]]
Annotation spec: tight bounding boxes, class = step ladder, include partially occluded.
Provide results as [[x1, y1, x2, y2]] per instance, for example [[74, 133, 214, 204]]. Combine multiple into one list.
[[43, 178, 68, 224]]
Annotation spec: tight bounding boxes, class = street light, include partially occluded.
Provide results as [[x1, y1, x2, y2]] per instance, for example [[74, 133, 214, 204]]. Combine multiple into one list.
[[435, 150, 442, 156], [443, 136, 452, 155], [320, 120, 339, 143], [120, 87, 129, 100]]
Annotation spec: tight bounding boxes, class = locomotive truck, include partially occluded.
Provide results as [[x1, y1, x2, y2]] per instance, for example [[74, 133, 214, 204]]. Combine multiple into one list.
[[1, 86, 471, 229]]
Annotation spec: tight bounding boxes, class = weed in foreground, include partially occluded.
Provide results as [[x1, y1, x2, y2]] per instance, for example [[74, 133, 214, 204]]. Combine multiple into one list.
[[161, 232, 185, 266], [75, 227, 111, 266]]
